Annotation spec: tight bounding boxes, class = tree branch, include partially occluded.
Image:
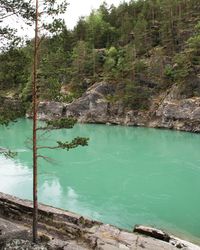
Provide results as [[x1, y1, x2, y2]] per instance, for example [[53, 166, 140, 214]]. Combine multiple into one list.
[[37, 154, 56, 163], [37, 145, 59, 150], [37, 137, 89, 151]]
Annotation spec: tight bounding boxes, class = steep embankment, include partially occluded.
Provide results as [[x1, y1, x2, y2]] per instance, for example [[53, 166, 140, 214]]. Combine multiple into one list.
[[35, 81, 200, 133]]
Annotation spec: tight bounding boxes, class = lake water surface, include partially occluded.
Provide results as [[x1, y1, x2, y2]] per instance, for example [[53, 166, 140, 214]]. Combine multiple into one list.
[[0, 119, 200, 242]]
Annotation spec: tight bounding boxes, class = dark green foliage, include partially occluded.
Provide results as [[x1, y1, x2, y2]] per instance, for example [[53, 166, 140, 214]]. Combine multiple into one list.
[[123, 81, 151, 110], [0, 48, 31, 90], [0, 0, 34, 21], [187, 22, 200, 66], [104, 46, 118, 75], [36, 117, 89, 153], [173, 53, 192, 81], [0, 149, 17, 158], [164, 65, 175, 80], [1, 0, 200, 112], [0, 96, 25, 125], [37, 35, 70, 100], [71, 40, 93, 80], [57, 137, 89, 151], [37, 118, 89, 152], [0, 113, 16, 126], [0, 0, 35, 50], [1, 0, 68, 50], [171, 33, 200, 98], [46, 118, 77, 129], [163, 21, 200, 97], [135, 60, 147, 75]]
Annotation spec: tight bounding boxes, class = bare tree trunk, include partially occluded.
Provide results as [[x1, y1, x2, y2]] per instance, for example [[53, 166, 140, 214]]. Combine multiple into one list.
[[93, 44, 96, 78], [92, 23, 96, 78], [33, 0, 39, 243]]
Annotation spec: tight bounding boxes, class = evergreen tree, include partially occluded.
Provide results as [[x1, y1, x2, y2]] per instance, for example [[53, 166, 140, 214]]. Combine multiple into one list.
[[0, 0, 34, 49]]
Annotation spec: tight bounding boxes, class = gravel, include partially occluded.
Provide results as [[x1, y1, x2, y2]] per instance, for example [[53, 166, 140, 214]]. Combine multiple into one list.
[[2, 239, 48, 250]]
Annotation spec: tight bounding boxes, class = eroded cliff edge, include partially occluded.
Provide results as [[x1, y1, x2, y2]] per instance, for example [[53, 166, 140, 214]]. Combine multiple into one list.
[[34, 82, 200, 133]]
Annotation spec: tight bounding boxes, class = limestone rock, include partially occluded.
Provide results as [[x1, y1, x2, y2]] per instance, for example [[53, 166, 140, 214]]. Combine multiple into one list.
[[35, 82, 200, 133], [37, 101, 65, 120], [154, 97, 200, 132], [133, 225, 170, 242], [65, 82, 115, 123]]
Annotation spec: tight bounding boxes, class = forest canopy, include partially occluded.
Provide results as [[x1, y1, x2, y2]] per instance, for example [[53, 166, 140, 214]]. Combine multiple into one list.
[[0, 0, 200, 110]]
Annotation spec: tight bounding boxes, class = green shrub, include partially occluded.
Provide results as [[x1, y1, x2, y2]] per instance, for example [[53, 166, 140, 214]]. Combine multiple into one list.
[[123, 81, 151, 110], [135, 60, 147, 74], [164, 65, 175, 80]]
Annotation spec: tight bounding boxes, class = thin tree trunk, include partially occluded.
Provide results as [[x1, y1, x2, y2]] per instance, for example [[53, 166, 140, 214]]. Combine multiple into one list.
[[93, 44, 96, 78], [33, 0, 39, 243]]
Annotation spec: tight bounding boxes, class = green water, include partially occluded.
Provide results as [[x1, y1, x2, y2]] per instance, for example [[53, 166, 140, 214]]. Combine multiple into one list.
[[0, 119, 200, 241]]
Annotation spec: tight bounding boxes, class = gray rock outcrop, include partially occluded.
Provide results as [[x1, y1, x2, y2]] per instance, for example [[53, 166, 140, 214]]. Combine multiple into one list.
[[37, 101, 65, 120], [35, 82, 200, 132], [65, 82, 115, 123], [150, 85, 200, 132]]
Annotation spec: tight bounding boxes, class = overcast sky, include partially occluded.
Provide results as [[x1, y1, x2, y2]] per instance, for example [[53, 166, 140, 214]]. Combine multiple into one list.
[[3, 0, 125, 40], [65, 0, 124, 29]]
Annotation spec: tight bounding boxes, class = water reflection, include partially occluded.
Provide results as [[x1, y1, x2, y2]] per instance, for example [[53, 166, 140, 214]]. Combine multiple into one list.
[[0, 120, 200, 241], [0, 156, 32, 198], [39, 178, 63, 207]]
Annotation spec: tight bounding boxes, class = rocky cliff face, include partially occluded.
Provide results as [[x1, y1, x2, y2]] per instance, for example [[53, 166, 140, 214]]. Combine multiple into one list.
[[152, 97, 200, 132], [36, 82, 200, 133], [150, 85, 200, 132]]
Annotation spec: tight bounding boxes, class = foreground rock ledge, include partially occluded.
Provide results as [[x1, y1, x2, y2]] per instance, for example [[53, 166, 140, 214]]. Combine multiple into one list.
[[0, 192, 199, 250]]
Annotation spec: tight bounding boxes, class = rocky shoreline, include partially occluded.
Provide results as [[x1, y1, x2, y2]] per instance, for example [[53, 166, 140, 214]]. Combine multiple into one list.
[[31, 82, 200, 133], [0, 192, 200, 250]]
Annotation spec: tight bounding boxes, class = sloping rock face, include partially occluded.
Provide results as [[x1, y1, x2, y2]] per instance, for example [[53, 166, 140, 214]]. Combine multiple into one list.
[[150, 85, 200, 132], [65, 82, 115, 124], [152, 97, 200, 132], [37, 101, 65, 120], [36, 82, 149, 126], [36, 82, 200, 132]]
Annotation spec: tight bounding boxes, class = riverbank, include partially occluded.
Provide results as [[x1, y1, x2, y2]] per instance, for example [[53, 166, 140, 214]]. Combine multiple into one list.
[[31, 82, 200, 133], [0, 192, 199, 250]]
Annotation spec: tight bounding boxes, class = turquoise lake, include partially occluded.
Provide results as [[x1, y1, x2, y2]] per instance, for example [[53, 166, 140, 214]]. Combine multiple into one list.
[[0, 119, 200, 242]]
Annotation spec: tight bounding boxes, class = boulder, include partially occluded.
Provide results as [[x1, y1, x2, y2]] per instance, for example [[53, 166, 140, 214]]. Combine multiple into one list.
[[65, 82, 115, 123], [153, 96, 200, 132], [37, 101, 65, 120], [133, 225, 170, 242]]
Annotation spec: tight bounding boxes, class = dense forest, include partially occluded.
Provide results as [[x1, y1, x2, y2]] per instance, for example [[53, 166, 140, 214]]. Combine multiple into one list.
[[0, 0, 200, 112]]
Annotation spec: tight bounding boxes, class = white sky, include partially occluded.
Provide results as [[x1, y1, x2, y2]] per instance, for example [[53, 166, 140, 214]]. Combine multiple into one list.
[[2, 0, 124, 40], [65, 0, 124, 30]]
